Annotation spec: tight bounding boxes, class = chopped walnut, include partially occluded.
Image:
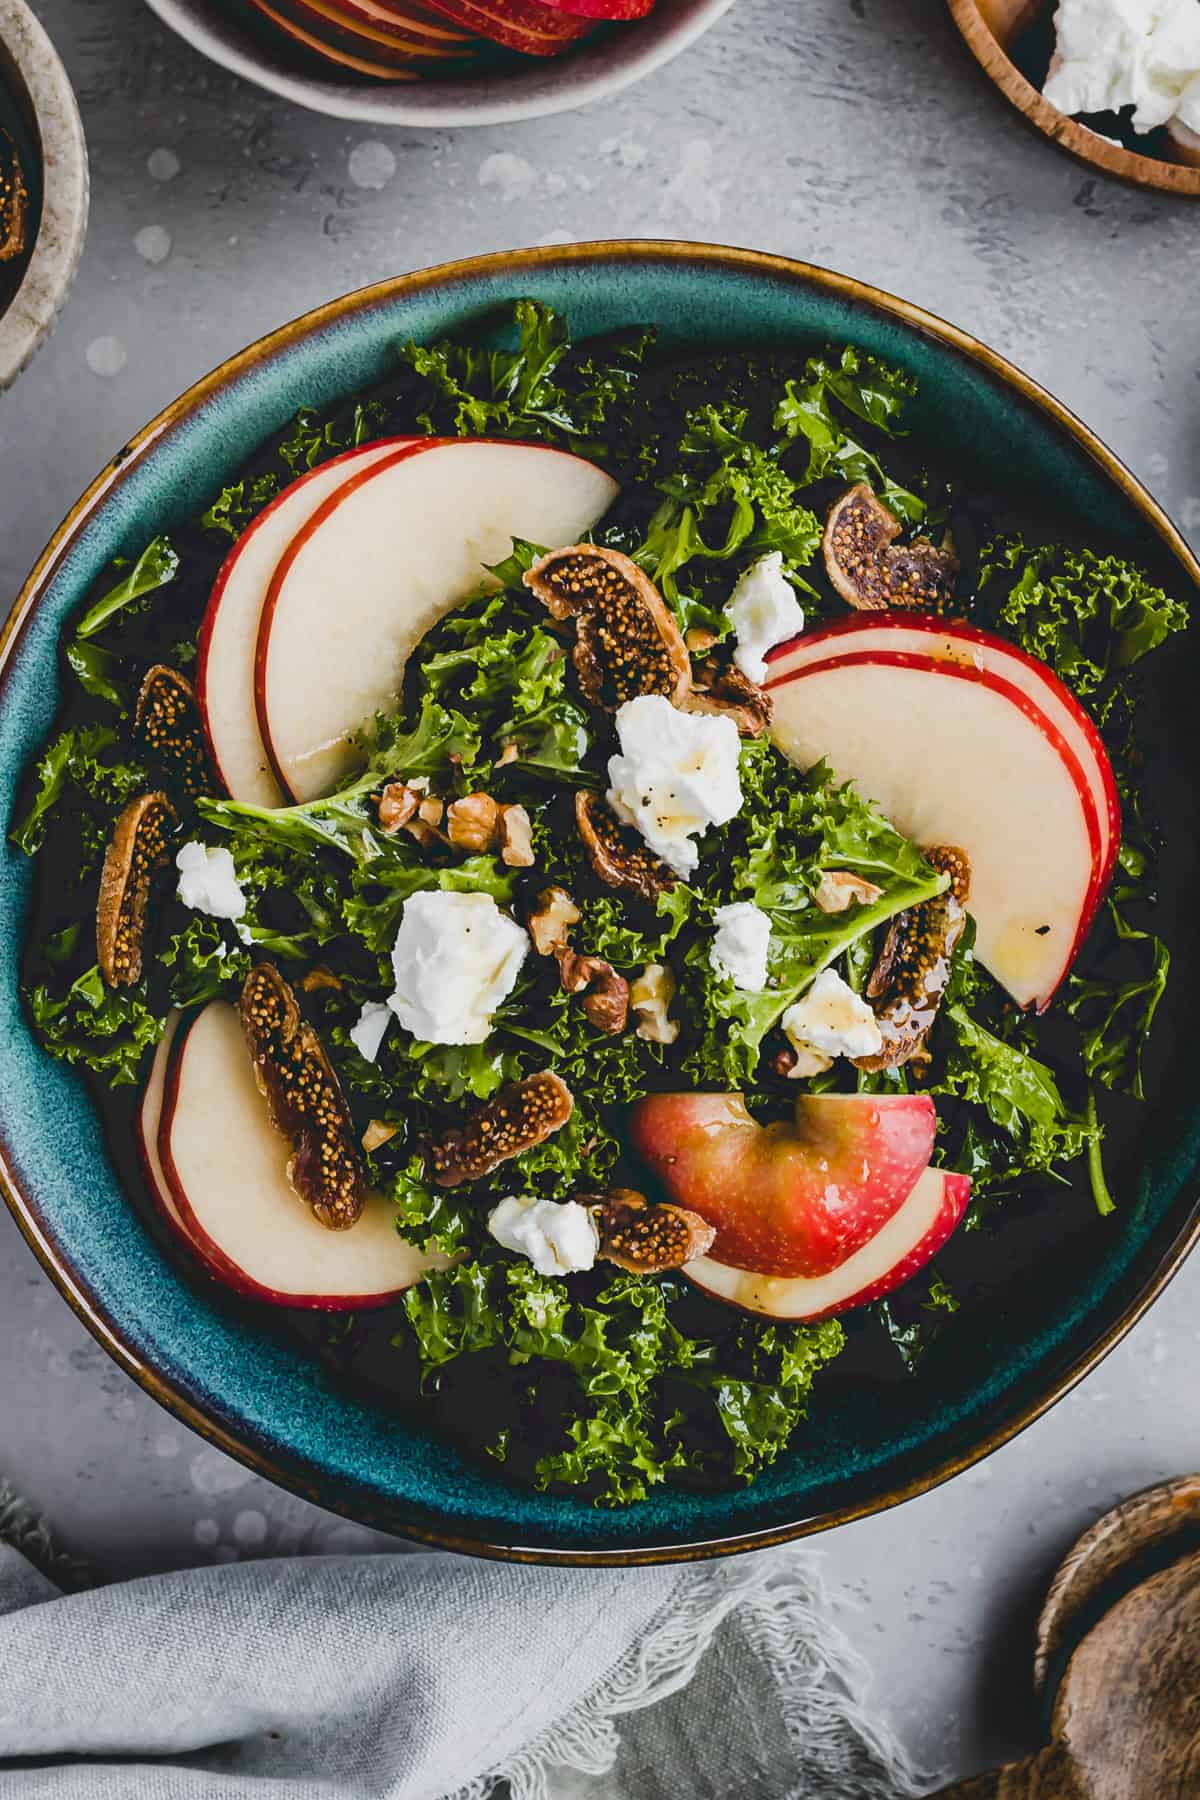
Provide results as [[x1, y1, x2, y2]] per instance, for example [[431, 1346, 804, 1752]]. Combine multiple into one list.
[[630, 963, 679, 1045], [96, 792, 178, 987], [426, 1071, 574, 1188], [586, 1188, 716, 1274], [362, 1118, 397, 1154], [298, 966, 343, 993], [498, 803, 534, 868], [377, 783, 419, 834], [813, 870, 884, 915], [557, 950, 629, 1035], [418, 796, 445, 829], [496, 741, 519, 767], [527, 885, 581, 957], [446, 792, 501, 853], [685, 627, 718, 654]]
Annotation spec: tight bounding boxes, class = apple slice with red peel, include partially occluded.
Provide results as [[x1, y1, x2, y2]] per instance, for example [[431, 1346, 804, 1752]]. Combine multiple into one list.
[[766, 648, 1109, 1010], [537, 0, 655, 17], [256, 438, 618, 802], [686, 1167, 971, 1321], [158, 1001, 445, 1309], [313, 0, 476, 42], [197, 438, 415, 806], [627, 1090, 937, 1279], [415, 0, 596, 53], [135, 1010, 195, 1248], [766, 614, 1120, 912]]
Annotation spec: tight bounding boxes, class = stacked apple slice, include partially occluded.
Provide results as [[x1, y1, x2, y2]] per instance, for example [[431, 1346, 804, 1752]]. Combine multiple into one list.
[[232, 0, 658, 83], [630, 1092, 971, 1321], [197, 437, 618, 805], [765, 615, 1119, 1011], [138, 1003, 447, 1308]]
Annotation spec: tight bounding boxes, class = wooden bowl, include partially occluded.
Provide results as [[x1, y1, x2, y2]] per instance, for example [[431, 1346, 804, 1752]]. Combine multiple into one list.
[[948, 0, 1200, 197]]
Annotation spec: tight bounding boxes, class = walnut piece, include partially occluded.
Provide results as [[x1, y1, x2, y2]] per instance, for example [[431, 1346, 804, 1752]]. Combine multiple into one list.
[[498, 803, 534, 868], [96, 791, 178, 987], [576, 791, 675, 901], [426, 1071, 574, 1189], [823, 483, 959, 613], [446, 792, 500, 853], [362, 1118, 397, 1154], [239, 963, 368, 1230], [377, 782, 419, 834], [557, 950, 629, 1035], [134, 666, 211, 798], [813, 870, 884, 915], [298, 965, 343, 993], [524, 544, 691, 712], [586, 1189, 715, 1274], [630, 963, 679, 1045], [527, 885, 581, 958]]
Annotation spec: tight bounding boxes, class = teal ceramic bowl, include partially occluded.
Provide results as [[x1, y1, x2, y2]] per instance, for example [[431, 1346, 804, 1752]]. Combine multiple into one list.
[[3, 243, 1198, 1562]]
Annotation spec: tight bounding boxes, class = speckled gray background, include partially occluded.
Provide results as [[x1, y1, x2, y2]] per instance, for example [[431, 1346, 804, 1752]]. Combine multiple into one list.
[[2, 0, 1199, 1785]]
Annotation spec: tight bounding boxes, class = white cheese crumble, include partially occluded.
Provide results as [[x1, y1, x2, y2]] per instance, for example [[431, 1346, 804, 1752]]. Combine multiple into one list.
[[1044, 0, 1200, 135], [387, 890, 528, 1047], [710, 901, 772, 991], [726, 552, 805, 685], [487, 1196, 599, 1277], [349, 1001, 392, 1064], [606, 694, 743, 878], [781, 968, 883, 1066], [175, 841, 247, 921]]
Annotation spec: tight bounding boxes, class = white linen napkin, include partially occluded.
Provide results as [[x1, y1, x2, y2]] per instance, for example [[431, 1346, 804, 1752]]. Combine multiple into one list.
[[0, 1483, 924, 1800]]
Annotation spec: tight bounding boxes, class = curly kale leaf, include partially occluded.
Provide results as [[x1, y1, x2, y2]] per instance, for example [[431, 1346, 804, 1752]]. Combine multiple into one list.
[[10, 725, 148, 859], [774, 345, 925, 523], [24, 964, 164, 1088]]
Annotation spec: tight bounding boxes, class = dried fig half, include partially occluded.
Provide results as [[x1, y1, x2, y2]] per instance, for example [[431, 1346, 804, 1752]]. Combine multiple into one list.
[[575, 791, 676, 901], [524, 544, 691, 711], [854, 845, 971, 1071], [586, 1189, 715, 1274], [426, 1071, 574, 1189], [823, 483, 959, 613], [239, 963, 367, 1230], [135, 665, 212, 799], [96, 791, 178, 987]]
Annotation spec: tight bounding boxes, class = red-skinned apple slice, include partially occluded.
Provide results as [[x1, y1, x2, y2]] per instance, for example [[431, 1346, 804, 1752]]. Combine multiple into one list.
[[241, 0, 423, 74], [158, 1001, 445, 1309], [318, 0, 475, 41], [416, 0, 595, 54], [197, 438, 414, 806], [135, 1010, 195, 1249], [259, 0, 478, 62], [627, 1091, 937, 1279], [256, 438, 619, 802], [537, 0, 655, 16], [686, 1167, 971, 1321], [766, 614, 1120, 907], [766, 649, 1110, 1010]]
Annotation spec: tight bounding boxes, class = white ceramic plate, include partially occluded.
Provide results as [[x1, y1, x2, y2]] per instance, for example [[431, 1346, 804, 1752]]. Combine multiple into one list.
[[0, 0, 89, 390], [143, 0, 737, 127]]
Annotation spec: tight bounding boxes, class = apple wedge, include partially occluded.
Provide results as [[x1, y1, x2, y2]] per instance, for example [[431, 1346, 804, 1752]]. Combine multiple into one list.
[[766, 647, 1111, 1010], [628, 1091, 937, 1278], [158, 1001, 445, 1309], [255, 438, 618, 802], [197, 438, 414, 807], [686, 1167, 971, 1322], [538, 0, 655, 15], [259, 0, 478, 63], [135, 1010, 195, 1248], [331, 0, 475, 39], [766, 615, 1120, 908], [415, 0, 596, 54]]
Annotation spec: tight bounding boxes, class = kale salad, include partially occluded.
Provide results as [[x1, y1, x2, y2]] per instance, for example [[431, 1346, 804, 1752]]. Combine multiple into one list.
[[14, 301, 1187, 1507]]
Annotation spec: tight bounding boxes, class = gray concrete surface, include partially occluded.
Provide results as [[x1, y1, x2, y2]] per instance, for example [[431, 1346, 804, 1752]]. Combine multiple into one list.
[[2, 0, 1199, 1785]]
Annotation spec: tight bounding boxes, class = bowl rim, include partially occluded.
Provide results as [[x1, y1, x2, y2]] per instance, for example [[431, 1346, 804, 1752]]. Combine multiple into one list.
[[3, 239, 1199, 1564], [0, 0, 89, 388], [142, 0, 738, 127], [947, 0, 1200, 198]]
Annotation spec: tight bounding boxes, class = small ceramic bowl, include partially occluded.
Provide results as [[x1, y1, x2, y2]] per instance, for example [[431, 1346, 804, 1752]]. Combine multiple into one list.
[[948, 0, 1200, 197], [144, 0, 736, 127], [0, 0, 88, 389], [3, 243, 1199, 1563]]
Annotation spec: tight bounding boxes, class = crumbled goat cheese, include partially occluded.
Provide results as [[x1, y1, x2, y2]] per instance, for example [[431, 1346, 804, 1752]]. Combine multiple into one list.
[[710, 901, 772, 991], [175, 841, 247, 921], [488, 1196, 599, 1277], [606, 694, 742, 878], [349, 1001, 392, 1064], [782, 968, 883, 1065], [1044, 0, 1200, 135], [726, 552, 805, 685], [387, 890, 528, 1047]]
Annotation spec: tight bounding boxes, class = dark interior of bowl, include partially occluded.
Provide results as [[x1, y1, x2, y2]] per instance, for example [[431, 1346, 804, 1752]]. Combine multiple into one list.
[[1, 250, 1197, 1558], [0, 41, 43, 308]]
